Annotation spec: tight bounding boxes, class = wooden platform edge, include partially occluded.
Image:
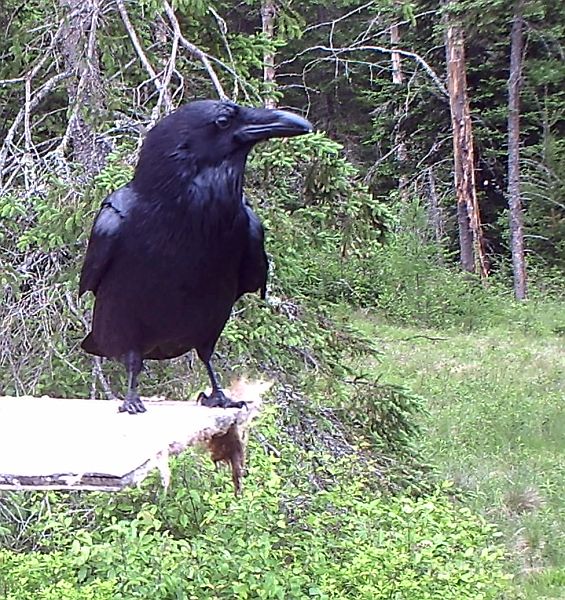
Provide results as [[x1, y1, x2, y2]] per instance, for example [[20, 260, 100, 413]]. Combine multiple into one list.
[[0, 379, 271, 492]]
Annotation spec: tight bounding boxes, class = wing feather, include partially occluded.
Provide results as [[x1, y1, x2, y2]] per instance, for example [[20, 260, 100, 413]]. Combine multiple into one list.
[[78, 186, 136, 296], [237, 196, 268, 299]]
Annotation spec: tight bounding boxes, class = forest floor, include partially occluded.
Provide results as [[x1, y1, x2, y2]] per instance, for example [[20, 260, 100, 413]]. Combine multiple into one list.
[[351, 308, 565, 600]]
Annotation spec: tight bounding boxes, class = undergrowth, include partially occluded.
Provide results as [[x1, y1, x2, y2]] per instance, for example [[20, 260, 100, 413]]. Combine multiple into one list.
[[0, 409, 512, 599], [2, 131, 562, 598], [353, 311, 565, 599]]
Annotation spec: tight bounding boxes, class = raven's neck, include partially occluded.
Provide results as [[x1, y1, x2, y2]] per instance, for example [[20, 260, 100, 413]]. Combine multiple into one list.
[[189, 161, 244, 207], [134, 151, 245, 201]]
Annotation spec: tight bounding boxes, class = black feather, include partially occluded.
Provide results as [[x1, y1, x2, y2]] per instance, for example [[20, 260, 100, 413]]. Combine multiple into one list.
[[79, 99, 311, 405]]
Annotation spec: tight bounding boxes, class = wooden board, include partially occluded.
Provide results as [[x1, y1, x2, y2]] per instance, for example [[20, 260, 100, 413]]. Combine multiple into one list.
[[0, 380, 268, 491]]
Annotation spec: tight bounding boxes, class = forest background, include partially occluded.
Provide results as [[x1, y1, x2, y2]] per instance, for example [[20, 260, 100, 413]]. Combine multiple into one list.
[[0, 0, 563, 598]]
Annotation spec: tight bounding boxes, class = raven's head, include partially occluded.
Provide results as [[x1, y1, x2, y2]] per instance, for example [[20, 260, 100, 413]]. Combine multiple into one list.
[[178, 99, 312, 150], [135, 100, 313, 182]]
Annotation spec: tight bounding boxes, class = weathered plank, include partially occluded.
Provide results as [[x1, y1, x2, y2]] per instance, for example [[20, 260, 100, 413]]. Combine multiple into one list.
[[0, 380, 269, 491]]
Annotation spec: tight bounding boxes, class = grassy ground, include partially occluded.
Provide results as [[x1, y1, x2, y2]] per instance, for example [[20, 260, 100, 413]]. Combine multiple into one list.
[[352, 308, 565, 599]]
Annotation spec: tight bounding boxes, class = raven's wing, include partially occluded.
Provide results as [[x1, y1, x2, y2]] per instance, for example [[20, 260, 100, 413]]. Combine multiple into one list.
[[238, 196, 268, 299], [79, 186, 136, 296]]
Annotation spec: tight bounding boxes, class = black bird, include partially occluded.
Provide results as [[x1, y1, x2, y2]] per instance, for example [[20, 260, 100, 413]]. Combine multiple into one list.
[[79, 99, 312, 414]]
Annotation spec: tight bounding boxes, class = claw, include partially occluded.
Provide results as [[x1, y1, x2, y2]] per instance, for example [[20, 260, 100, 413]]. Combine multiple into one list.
[[118, 395, 147, 414], [198, 390, 247, 410]]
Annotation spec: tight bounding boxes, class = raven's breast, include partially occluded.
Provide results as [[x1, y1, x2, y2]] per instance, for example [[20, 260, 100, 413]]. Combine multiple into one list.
[[86, 170, 249, 360]]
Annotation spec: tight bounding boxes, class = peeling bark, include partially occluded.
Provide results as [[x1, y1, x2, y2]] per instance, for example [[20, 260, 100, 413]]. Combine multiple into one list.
[[391, 23, 403, 85], [507, 1, 527, 299], [59, 0, 110, 175], [261, 0, 277, 109], [444, 18, 488, 278]]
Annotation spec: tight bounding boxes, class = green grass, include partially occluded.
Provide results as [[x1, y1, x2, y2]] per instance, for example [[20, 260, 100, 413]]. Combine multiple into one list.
[[352, 310, 565, 599]]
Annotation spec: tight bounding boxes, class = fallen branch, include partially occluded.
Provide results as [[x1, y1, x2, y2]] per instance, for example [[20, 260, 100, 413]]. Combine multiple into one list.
[[399, 334, 448, 342]]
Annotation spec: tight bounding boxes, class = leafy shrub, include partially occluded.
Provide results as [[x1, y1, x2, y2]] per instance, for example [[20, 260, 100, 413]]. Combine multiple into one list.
[[246, 133, 394, 308], [0, 549, 115, 599], [0, 443, 512, 600], [366, 235, 504, 330]]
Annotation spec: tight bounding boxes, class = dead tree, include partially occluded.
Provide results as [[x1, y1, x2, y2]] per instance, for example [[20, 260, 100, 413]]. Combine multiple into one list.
[[391, 21, 408, 198], [444, 14, 488, 278], [261, 0, 277, 108], [390, 23, 403, 85], [507, 1, 527, 299], [58, 0, 110, 175]]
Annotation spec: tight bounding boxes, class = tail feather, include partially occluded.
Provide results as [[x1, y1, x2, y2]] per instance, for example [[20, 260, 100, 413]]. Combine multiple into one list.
[[81, 333, 103, 357]]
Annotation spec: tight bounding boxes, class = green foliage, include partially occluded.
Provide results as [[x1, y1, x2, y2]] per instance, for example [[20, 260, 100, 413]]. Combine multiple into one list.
[[367, 312, 565, 599], [0, 429, 512, 599], [251, 132, 391, 226], [0, 550, 115, 599], [521, 136, 565, 269], [0, 186, 83, 254], [246, 133, 393, 307], [348, 379, 426, 452], [92, 150, 135, 197], [356, 227, 565, 335], [172, 0, 209, 15], [367, 236, 505, 330]]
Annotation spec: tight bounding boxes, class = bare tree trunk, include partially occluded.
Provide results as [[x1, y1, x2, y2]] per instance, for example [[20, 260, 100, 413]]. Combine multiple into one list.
[[391, 22, 408, 199], [507, 1, 527, 299], [444, 18, 488, 278], [59, 0, 109, 175], [261, 0, 277, 109], [427, 166, 445, 258], [391, 23, 403, 85]]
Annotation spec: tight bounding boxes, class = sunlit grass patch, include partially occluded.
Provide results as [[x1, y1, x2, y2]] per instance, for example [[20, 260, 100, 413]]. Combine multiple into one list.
[[352, 311, 565, 598]]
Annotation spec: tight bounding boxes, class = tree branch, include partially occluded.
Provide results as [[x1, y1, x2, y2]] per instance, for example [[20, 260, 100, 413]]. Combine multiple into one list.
[[0, 71, 72, 190], [208, 5, 240, 99], [162, 0, 226, 100], [64, 291, 117, 400], [150, 13, 179, 124], [116, 0, 171, 105], [0, 77, 26, 86], [281, 43, 448, 98]]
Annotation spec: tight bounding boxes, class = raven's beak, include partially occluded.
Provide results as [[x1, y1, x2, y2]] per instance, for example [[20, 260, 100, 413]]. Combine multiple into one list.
[[236, 109, 313, 143]]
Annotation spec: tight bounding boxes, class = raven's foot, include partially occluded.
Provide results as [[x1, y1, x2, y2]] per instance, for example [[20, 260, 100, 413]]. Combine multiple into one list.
[[118, 394, 147, 414], [198, 389, 246, 409]]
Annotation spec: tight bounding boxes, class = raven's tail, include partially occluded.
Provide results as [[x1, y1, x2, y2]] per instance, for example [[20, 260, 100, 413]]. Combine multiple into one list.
[[81, 333, 104, 357]]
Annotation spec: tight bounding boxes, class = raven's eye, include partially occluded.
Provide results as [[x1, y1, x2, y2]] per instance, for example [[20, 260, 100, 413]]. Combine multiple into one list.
[[215, 115, 231, 129]]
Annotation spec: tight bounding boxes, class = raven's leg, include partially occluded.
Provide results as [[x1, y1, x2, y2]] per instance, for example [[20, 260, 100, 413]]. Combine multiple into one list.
[[197, 360, 246, 409], [119, 351, 146, 414]]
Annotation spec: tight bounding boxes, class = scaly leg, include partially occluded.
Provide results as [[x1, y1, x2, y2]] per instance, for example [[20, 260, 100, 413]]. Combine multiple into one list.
[[119, 351, 146, 414], [197, 360, 246, 409]]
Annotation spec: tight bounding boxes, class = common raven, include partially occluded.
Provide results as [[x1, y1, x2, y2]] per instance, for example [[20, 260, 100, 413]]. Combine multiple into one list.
[[79, 100, 312, 414]]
